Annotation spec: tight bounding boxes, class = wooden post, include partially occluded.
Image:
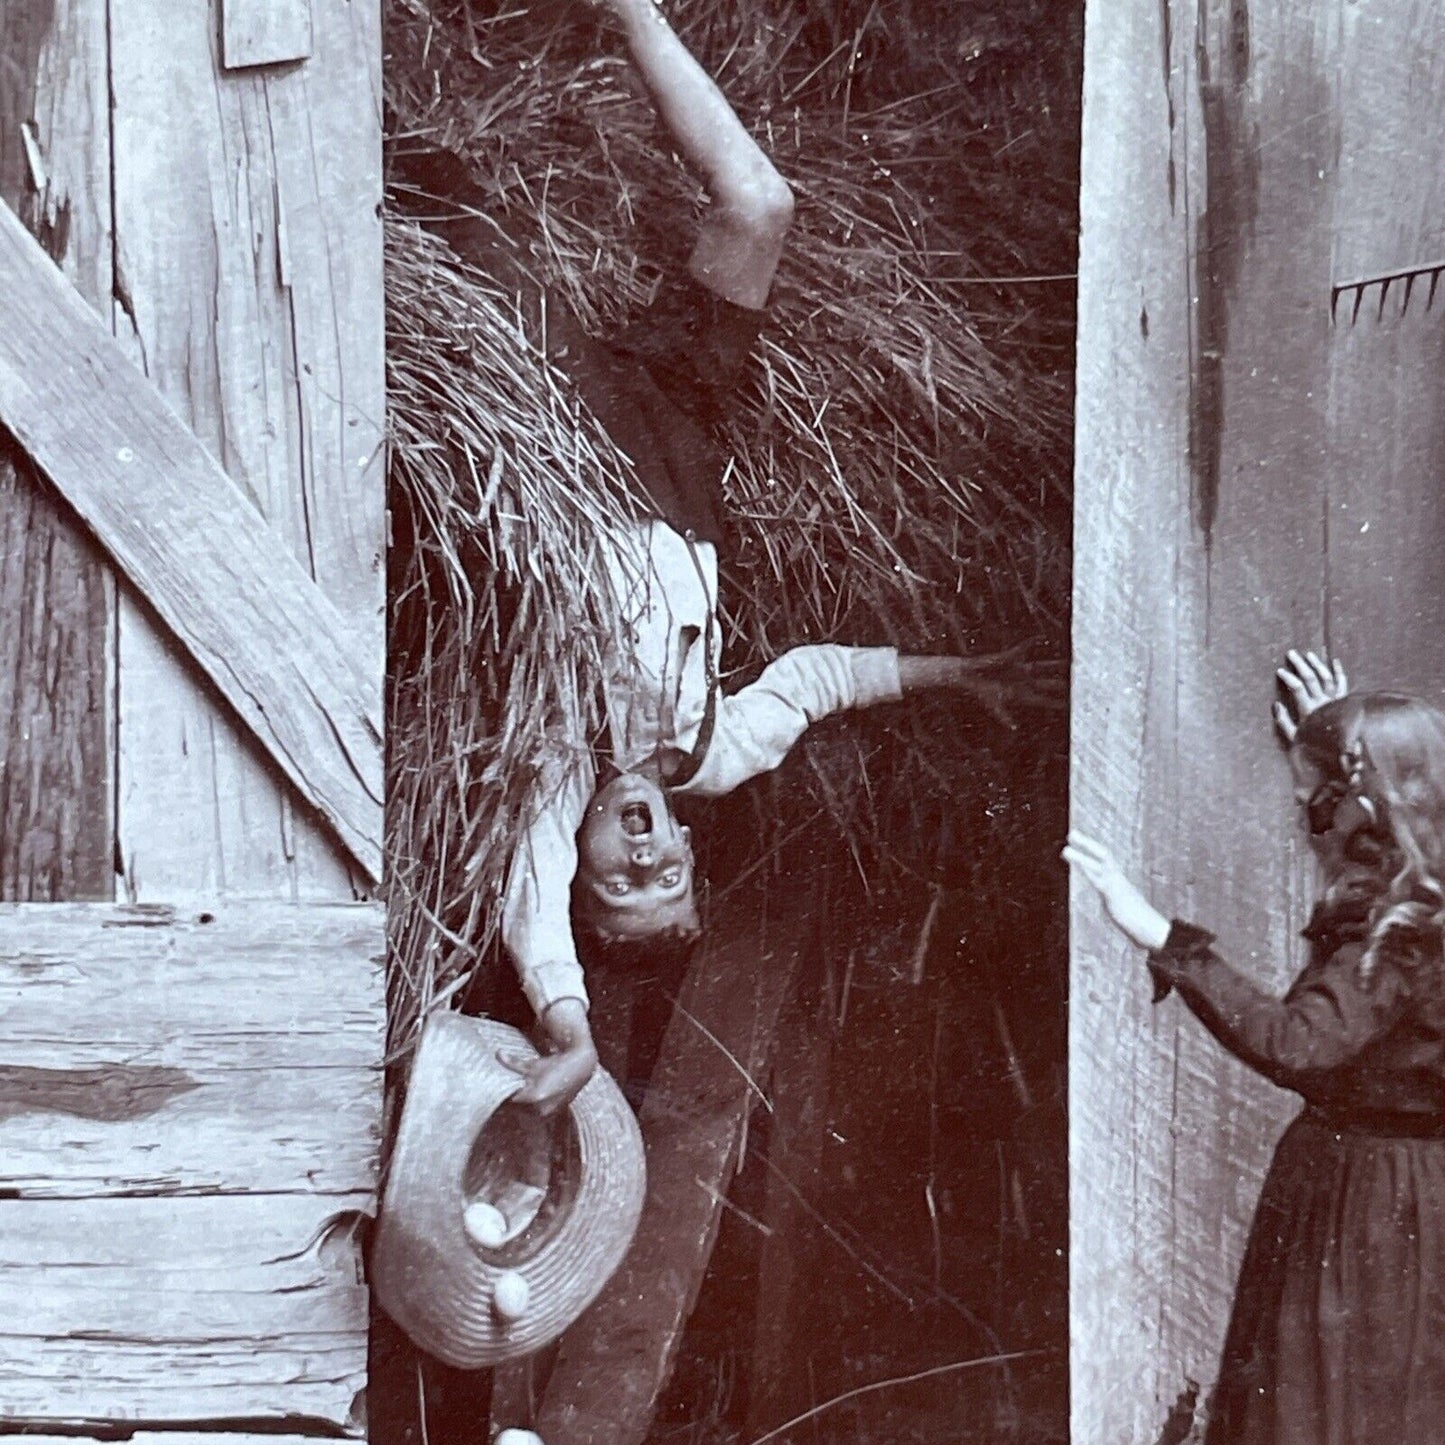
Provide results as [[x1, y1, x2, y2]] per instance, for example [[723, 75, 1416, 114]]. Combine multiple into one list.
[[1072, 2, 1445, 1440], [532, 888, 808, 1445], [744, 978, 832, 1437]]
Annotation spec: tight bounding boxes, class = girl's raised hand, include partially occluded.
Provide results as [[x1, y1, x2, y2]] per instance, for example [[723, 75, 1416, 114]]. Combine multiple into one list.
[[1275, 649, 1348, 744], [1062, 831, 1171, 952]]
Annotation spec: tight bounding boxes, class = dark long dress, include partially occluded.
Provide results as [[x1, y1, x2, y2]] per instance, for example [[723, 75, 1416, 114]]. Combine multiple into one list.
[[1149, 879, 1445, 1445]]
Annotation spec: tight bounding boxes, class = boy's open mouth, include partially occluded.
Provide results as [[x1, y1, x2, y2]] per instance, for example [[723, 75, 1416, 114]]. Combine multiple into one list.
[[620, 802, 652, 837]]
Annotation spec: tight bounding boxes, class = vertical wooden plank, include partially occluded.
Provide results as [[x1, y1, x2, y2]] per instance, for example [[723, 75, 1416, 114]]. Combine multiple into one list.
[[1073, 2, 1445, 1440], [0, 0, 113, 901], [536, 898, 807, 1445], [744, 985, 831, 1437], [108, 0, 383, 902]]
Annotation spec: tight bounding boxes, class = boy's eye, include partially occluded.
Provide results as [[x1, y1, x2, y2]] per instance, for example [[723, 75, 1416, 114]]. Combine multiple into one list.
[[658, 869, 681, 888], [605, 879, 631, 897]]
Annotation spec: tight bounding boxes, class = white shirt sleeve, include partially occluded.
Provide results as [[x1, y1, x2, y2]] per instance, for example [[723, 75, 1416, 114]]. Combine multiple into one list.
[[679, 645, 901, 798], [500, 750, 594, 1016]]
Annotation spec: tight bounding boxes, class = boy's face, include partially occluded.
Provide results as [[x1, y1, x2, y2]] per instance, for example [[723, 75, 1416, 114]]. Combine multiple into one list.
[[575, 772, 700, 939]]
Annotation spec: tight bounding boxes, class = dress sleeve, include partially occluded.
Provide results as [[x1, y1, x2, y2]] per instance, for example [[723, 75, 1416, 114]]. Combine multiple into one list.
[[1148, 921, 1408, 1081], [500, 752, 594, 1017], [679, 644, 901, 798]]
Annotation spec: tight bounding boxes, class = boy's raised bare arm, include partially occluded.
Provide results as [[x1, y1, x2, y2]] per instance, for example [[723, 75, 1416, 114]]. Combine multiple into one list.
[[587, 0, 794, 307]]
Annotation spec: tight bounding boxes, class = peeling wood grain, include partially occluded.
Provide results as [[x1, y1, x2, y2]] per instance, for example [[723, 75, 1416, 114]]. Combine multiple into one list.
[[222, 0, 313, 70], [0, 1196, 372, 1431], [0, 1063, 380, 1199], [0, 0, 113, 902], [534, 893, 807, 1445], [0, 900, 384, 1197], [0, 448, 112, 900], [1072, 3, 1445, 1440], [0, 204, 384, 885], [0, 1062, 199, 1122], [106, 0, 383, 900]]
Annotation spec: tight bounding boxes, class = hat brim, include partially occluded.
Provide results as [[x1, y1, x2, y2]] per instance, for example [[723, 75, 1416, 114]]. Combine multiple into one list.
[[370, 1013, 646, 1368]]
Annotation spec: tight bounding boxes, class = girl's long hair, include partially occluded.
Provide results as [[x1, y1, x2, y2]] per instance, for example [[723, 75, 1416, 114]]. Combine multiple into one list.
[[1296, 693, 1445, 989]]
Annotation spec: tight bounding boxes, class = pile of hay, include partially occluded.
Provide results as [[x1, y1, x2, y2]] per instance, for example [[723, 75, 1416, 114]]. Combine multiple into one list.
[[386, 215, 646, 1045], [384, 0, 1076, 1057]]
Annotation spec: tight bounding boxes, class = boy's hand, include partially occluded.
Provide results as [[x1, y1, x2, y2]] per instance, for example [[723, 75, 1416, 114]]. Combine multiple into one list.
[[1062, 831, 1170, 952], [497, 998, 598, 1117], [898, 648, 1067, 730], [952, 654, 1068, 729], [1274, 649, 1347, 745], [498, 1040, 598, 1117]]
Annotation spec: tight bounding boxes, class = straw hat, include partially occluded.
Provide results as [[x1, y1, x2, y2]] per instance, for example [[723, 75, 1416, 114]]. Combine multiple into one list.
[[370, 1012, 646, 1368]]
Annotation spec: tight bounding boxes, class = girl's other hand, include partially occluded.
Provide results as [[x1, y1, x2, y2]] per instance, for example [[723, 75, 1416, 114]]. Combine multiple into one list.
[[1274, 649, 1348, 744], [1063, 831, 1171, 952]]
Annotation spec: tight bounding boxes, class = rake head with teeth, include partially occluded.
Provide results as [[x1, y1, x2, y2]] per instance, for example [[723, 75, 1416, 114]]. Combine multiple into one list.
[[1331, 258, 1445, 324]]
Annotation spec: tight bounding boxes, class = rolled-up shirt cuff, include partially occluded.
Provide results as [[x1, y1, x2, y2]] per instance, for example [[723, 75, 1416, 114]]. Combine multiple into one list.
[[850, 647, 902, 708], [519, 958, 590, 1017], [1147, 920, 1216, 1003]]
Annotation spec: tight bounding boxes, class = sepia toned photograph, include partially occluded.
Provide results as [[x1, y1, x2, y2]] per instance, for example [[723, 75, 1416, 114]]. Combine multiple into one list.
[[1, 0, 1074, 1441], [4, 0, 1444, 1443]]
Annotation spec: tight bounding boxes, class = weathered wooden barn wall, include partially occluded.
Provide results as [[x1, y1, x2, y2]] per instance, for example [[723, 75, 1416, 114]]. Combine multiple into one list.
[[0, 902, 380, 1427], [2, 2, 383, 895], [0, 0, 384, 1432], [109, 0, 384, 900], [1072, 1, 1445, 1440]]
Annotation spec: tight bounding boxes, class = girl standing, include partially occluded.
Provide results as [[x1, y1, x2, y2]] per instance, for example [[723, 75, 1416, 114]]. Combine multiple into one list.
[[1067, 651, 1445, 1444]]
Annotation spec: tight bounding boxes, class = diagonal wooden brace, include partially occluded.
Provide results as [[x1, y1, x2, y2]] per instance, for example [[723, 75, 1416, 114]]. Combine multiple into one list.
[[0, 199, 383, 883]]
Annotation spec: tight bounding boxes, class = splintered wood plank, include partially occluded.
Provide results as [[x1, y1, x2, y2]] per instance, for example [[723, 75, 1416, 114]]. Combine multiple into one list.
[[0, 203, 383, 887], [107, 0, 383, 900], [1072, 3, 1445, 1441], [0, 0, 113, 901], [745, 985, 832, 1437], [222, 0, 313, 70], [0, 450, 112, 899], [0, 1194, 369, 1430], [534, 893, 807, 1445], [0, 901, 383, 1197], [0, 1062, 379, 1199]]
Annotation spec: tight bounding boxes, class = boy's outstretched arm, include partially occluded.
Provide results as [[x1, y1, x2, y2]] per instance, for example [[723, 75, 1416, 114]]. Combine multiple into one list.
[[596, 0, 794, 307], [679, 644, 1065, 800]]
